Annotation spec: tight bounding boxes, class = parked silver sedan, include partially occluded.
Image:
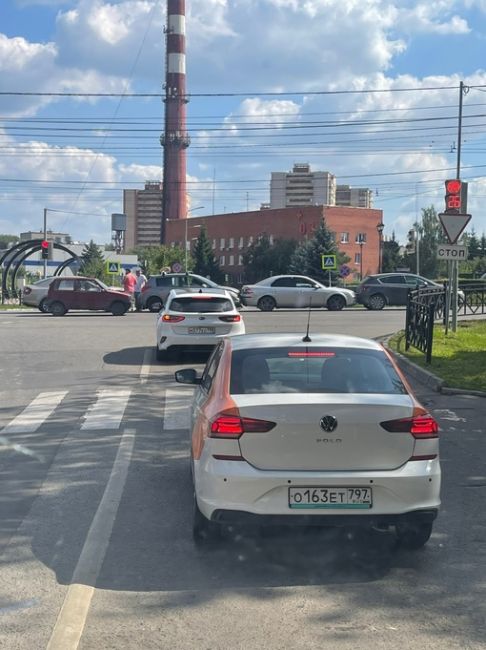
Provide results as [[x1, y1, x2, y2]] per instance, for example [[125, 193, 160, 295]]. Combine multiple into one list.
[[240, 275, 356, 311], [21, 277, 56, 312]]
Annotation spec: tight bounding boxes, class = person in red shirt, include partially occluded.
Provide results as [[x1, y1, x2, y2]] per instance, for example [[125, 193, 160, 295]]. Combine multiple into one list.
[[123, 269, 137, 310]]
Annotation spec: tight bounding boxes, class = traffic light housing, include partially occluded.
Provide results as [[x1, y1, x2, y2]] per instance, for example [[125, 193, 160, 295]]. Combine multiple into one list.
[[405, 229, 415, 254], [444, 179, 468, 214], [41, 240, 49, 260]]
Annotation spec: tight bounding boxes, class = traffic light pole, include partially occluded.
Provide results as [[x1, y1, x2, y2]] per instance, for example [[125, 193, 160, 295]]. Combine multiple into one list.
[[451, 82, 465, 333], [43, 207, 47, 279]]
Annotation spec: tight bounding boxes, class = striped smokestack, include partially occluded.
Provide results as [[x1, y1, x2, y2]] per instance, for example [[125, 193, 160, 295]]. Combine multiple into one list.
[[160, 0, 190, 241]]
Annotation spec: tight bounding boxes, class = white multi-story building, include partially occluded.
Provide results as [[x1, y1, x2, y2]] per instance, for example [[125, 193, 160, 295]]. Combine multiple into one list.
[[270, 163, 336, 209], [336, 185, 373, 208], [123, 181, 163, 249]]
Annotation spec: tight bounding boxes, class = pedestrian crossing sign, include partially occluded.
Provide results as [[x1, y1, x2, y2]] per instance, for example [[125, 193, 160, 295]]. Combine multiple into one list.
[[106, 261, 120, 274], [321, 254, 337, 270]]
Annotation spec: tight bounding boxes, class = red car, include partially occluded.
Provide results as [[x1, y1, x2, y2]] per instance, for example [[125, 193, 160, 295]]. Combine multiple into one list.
[[46, 277, 131, 316]]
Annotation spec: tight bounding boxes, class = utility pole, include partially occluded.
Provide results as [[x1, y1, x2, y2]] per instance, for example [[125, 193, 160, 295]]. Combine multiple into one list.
[[43, 207, 47, 279], [451, 81, 466, 332]]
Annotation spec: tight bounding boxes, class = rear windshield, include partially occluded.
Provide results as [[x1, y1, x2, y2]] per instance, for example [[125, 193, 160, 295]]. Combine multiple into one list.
[[169, 297, 233, 313], [230, 347, 407, 395]]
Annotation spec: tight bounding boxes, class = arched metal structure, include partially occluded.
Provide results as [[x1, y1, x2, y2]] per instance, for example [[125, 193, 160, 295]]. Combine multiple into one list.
[[1, 239, 78, 302]]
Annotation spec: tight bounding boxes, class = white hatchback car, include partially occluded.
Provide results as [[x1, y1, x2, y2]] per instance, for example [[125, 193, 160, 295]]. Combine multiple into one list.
[[176, 333, 441, 549], [156, 290, 245, 361]]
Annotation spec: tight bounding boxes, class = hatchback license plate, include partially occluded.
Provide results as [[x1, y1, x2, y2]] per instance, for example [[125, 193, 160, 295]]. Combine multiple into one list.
[[188, 326, 216, 335], [289, 487, 372, 509]]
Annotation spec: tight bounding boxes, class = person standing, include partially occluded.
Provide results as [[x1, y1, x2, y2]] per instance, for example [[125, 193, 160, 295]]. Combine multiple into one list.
[[123, 268, 137, 310], [134, 268, 147, 312]]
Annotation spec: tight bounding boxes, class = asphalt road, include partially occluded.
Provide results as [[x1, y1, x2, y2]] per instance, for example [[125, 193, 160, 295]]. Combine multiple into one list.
[[0, 307, 485, 650]]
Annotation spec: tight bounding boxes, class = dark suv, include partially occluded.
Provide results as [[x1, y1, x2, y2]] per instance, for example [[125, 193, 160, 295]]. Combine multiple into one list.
[[140, 273, 241, 312], [356, 273, 443, 310]]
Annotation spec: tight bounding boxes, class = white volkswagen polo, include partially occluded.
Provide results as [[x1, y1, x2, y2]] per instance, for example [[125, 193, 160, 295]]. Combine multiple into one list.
[[156, 290, 245, 361], [175, 333, 441, 549]]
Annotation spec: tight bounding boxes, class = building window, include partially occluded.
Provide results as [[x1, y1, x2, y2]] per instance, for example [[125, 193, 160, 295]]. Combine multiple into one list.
[[356, 233, 367, 243], [220, 238, 225, 250], [238, 255, 243, 266], [212, 239, 216, 250], [248, 236, 254, 246], [219, 255, 225, 265], [229, 255, 234, 266], [354, 253, 361, 264], [228, 237, 234, 249], [341, 232, 349, 243], [238, 237, 244, 249]]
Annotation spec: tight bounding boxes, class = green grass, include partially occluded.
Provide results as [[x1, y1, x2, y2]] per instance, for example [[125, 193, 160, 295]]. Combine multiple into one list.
[[389, 320, 486, 392]]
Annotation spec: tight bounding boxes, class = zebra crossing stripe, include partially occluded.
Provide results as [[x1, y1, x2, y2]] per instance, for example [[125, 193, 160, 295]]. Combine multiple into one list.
[[1, 391, 68, 434], [163, 388, 194, 430], [81, 389, 132, 430]]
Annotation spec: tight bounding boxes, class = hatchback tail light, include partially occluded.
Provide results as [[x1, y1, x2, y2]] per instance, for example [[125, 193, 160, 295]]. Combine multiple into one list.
[[161, 314, 185, 323], [210, 411, 276, 439], [380, 413, 439, 438], [218, 314, 241, 323]]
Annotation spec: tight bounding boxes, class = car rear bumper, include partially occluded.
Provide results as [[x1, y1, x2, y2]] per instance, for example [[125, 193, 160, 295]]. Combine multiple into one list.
[[158, 328, 245, 350], [194, 456, 441, 522]]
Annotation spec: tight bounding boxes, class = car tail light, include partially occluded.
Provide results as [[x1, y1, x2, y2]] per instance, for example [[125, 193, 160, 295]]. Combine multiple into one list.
[[218, 314, 241, 322], [161, 314, 185, 322], [380, 414, 439, 438], [209, 411, 276, 439]]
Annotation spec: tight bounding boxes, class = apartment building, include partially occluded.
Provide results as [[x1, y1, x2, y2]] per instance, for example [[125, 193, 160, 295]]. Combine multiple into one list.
[[270, 163, 336, 209], [123, 181, 163, 249], [336, 185, 373, 208]]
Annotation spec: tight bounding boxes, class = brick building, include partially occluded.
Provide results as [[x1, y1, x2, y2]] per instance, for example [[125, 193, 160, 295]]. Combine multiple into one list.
[[165, 205, 384, 283], [123, 181, 163, 249]]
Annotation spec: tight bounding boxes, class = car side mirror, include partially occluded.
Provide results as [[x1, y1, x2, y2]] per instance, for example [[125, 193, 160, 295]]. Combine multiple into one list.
[[175, 369, 201, 385]]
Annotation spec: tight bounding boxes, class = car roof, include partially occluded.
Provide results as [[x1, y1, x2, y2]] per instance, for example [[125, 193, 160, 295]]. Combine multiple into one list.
[[166, 289, 233, 301], [229, 332, 382, 351]]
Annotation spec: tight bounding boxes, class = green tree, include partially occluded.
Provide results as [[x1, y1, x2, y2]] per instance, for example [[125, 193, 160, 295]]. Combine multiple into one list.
[[463, 228, 481, 260], [406, 206, 443, 279], [289, 220, 349, 284], [79, 240, 105, 278], [480, 233, 486, 258], [243, 235, 298, 283], [382, 234, 402, 273], [128, 245, 187, 275], [192, 227, 225, 283], [0, 234, 20, 249]]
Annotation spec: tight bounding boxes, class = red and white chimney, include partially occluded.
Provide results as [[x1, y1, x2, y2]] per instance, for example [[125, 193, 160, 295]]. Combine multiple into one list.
[[161, 0, 190, 241]]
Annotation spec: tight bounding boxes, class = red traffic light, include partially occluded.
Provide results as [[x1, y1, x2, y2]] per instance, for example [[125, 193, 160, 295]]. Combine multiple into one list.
[[41, 240, 49, 249], [445, 179, 461, 194]]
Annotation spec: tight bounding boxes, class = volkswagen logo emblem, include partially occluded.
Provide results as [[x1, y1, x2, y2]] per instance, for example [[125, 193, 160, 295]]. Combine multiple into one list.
[[320, 415, 338, 432]]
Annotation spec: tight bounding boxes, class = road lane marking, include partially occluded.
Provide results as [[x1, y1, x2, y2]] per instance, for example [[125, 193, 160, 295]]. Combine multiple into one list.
[[140, 347, 152, 384], [46, 428, 135, 650], [0, 391, 67, 434], [81, 389, 131, 430], [163, 387, 194, 430]]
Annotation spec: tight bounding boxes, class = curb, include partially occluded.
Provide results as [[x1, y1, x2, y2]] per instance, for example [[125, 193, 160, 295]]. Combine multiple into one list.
[[381, 336, 486, 398]]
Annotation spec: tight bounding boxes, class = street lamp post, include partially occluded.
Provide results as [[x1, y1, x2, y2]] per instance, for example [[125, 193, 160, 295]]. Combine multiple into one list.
[[184, 206, 205, 271], [376, 222, 384, 274]]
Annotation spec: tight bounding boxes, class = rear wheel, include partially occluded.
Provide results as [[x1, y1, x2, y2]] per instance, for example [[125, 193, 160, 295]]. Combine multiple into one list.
[[50, 301, 66, 316], [367, 293, 386, 310], [38, 298, 49, 313], [193, 495, 221, 545], [327, 294, 346, 311], [110, 301, 127, 316], [147, 296, 164, 312], [257, 296, 276, 312], [396, 521, 433, 550]]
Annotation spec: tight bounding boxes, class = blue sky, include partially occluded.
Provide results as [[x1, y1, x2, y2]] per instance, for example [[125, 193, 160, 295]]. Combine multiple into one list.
[[1, 0, 486, 245]]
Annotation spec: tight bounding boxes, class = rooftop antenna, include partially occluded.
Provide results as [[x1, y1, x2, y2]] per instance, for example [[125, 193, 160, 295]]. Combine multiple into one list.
[[302, 302, 312, 342]]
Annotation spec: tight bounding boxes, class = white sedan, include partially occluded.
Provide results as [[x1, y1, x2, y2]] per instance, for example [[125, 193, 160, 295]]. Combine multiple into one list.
[[240, 275, 355, 311], [155, 290, 245, 361], [176, 332, 441, 550]]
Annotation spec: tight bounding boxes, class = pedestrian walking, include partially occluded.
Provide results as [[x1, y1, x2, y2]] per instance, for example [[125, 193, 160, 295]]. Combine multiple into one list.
[[134, 268, 147, 312], [123, 268, 137, 311]]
